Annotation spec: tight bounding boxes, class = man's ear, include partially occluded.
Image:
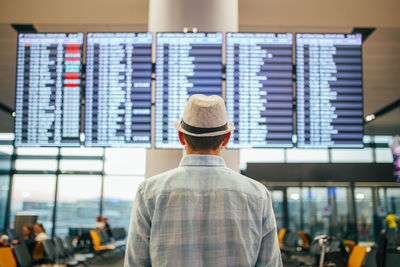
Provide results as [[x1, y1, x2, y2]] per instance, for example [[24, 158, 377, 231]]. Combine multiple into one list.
[[221, 132, 231, 147], [178, 131, 186, 146]]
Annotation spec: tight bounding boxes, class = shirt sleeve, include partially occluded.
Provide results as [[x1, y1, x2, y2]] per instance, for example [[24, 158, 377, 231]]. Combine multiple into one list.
[[124, 183, 152, 267], [255, 189, 283, 267]]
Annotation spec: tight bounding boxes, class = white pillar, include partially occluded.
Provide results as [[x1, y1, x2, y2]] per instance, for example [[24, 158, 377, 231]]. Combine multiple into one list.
[[146, 0, 239, 177], [148, 0, 238, 32]]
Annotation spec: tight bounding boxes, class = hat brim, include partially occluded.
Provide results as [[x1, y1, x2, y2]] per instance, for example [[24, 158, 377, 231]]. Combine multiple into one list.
[[174, 119, 235, 137]]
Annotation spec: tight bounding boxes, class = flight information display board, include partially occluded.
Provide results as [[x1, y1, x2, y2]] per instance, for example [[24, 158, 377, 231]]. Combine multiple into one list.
[[226, 33, 294, 148], [155, 32, 223, 148], [296, 33, 363, 148], [85, 33, 152, 147], [14, 33, 83, 147]]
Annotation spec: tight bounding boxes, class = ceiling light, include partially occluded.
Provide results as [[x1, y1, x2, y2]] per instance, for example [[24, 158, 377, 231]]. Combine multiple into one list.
[[365, 114, 375, 122], [355, 193, 365, 200]]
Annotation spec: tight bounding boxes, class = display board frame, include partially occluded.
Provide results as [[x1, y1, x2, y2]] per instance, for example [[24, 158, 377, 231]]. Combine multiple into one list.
[[84, 32, 153, 148], [295, 32, 364, 149], [154, 32, 224, 149], [14, 32, 84, 147], [225, 32, 295, 149]]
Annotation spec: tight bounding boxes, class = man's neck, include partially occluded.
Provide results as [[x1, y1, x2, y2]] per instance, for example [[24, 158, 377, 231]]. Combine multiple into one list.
[[185, 146, 221, 156]]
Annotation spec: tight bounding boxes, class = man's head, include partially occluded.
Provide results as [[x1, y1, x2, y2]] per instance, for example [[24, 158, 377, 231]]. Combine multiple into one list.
[[175, 94, 234, 154]]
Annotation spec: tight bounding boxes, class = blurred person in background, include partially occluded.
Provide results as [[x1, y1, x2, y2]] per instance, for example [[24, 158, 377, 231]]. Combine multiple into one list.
[[96, 216, 105, 229], [34, 223, 49, 242], [0, 235, 9, 246], [103, 217, 113, 238], [386, 213, 399, 248], [22, 224, 37, 254]]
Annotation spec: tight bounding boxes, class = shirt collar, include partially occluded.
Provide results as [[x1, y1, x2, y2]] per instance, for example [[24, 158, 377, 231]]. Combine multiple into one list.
[[179, 154, 226, 167]]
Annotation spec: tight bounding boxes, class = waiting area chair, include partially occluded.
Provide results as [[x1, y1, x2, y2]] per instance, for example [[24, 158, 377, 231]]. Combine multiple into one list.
[[0, 227, 127, 267], [13, 243, 34, 267], [348, 245, 367, 267], [64, 236, 94, 262], [298, 230, 311, 250], [89, 230, 116, 251], [343, 240, 356, 253], [278, 228, 287, 247], [42, 239, 84, 266], [0, 247, 17, 267], [96, 229, 125, 249], [111, 227, 127, 241], [54, 237, 90, 266]]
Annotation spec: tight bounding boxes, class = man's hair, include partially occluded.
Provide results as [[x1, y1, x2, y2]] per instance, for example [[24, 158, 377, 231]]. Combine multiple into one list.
[[183, 133, 227, 151]]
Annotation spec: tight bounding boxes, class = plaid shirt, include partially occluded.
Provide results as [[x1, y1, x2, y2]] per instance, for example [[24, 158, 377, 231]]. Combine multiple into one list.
[[124, 155, 282, 267]]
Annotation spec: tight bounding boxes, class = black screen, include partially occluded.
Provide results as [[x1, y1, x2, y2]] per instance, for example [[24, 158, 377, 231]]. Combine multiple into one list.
[[14, 33, 83, 147], [296, 33, 364, 148], [85, 33, 152, 147], [154, 32, 223, 149], [226, 33, 294, 148]]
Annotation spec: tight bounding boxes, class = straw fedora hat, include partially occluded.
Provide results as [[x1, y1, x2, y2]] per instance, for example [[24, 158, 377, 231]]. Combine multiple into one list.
[[174, 94, 235, 137]]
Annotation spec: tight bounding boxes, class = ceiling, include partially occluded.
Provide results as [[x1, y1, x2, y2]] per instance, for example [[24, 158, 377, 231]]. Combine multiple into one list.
[[0, 0, 399, 135]]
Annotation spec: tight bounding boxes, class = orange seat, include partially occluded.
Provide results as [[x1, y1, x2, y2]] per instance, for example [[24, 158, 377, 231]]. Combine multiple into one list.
[[278, 228, 287, 247], [343, 240, 356, 253], [348, 245, 367, 267], [0, 247, 17, 267], [89, 230, 115, 251], [298, 230, 310, 249]]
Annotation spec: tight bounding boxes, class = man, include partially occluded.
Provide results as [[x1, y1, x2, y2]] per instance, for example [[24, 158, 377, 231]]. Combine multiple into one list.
[[385, 213, 399, 249], [125, 94, 282, 267]]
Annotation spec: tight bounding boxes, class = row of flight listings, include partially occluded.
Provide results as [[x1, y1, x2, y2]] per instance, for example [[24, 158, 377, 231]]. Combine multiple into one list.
[[14, 32, 364, 149]]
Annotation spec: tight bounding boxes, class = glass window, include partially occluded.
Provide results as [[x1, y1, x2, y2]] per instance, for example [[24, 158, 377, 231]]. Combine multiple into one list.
[[375, 148, 393, 163], [386, 188, 400, 217], [239, 149, 284, 169], [378, 187, 386, 207], [302, 187, 329, 237], [103, 176, 144, 230], [374, 135, 393, 144], [354, 187, 374, 241], [15, 159, 58, 171], [59, 160, 103, 172], [0, 145, 13, 155], [378, 187, 400, 233], [10, 175, 56, 233], [286, 149, 329, 163], [0, 150, 12, 173], [0, 138, 13, 230], [104, 148, 146, 175], [55, 175, 101, 236], [60, 147, 103, 156], [0, 175, 10, 229], [331, 148, 374, 163], [335, 187, 354, 240], [287, 187, 301, 232], [0, 133, 14, 140], [16, 147, 59, 156], [270, 190, 284, 230]]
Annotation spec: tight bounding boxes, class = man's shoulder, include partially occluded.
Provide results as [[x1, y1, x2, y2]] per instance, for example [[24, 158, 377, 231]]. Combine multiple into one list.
[[221, 167, 270, 198], [137, 167, 179, 195], [139, 165, 269, 200]]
